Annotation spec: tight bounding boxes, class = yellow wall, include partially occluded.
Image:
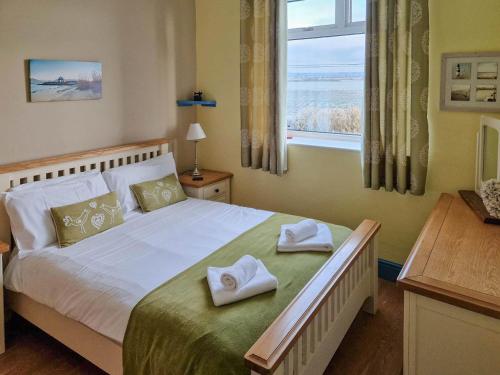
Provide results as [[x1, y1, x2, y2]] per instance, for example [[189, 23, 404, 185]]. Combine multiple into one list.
[[0, 0, 196, 171], [195, 0, 500, 264]]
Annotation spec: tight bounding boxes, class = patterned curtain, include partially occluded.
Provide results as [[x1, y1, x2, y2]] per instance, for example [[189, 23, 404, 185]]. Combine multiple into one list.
[[240, 0, 288, 175], [363, 0, 429, 195]]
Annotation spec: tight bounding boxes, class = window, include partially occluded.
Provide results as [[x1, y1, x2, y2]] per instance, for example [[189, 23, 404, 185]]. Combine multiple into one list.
[[287, 0, 366, 144]]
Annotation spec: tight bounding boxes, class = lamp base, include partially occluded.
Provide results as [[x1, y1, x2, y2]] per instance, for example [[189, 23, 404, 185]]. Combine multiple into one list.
[[191, 167, 203, 181], [191, 140, 203, 181]]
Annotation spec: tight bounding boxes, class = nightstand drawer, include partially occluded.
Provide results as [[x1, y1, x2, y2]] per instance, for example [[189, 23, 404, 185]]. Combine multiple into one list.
[[208, 193, 229, 203], [202, 181, 226, 199]]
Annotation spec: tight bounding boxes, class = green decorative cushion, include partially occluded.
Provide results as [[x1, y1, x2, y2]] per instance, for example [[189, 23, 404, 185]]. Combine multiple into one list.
[[130, 174, 187, 212], [50, 192, 124, 248]]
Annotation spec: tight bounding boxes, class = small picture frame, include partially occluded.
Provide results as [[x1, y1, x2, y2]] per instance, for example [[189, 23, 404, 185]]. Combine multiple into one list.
[[441, 52, 500, 112]]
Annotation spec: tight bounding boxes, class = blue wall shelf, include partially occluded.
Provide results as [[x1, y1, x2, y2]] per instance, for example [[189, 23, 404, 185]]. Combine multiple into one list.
[[177, 100, 216, 107]]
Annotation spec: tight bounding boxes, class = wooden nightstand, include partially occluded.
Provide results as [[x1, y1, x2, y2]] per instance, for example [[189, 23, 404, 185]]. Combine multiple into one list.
[[179, 170, 233, 203]]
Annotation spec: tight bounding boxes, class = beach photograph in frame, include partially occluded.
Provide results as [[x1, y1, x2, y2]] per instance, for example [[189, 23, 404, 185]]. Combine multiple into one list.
[[452, 63, 471, 79], [476, 85, 497, 102], [477, 62, 498, 80], [451, 84, 471, 101], [441, 52, 500, 112], [29, 60, 102, 102]]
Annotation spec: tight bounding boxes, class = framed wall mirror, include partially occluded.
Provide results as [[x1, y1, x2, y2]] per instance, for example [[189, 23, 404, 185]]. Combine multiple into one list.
[[476, 116, 500, 193]]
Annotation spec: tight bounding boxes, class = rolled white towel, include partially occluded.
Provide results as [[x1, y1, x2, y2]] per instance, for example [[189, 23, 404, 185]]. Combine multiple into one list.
[[285, 219, 318, 242], [207, 259, 278, 306], [220, 255, 259, 290], [278, 223, 334, 252]]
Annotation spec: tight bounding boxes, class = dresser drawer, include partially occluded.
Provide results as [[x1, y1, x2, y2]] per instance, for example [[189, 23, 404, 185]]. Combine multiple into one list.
[[202, 181, 226, 199]]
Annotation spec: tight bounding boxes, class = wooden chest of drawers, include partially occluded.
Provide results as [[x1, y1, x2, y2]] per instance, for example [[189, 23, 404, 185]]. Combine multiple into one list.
[[398, 193, 500, 375]]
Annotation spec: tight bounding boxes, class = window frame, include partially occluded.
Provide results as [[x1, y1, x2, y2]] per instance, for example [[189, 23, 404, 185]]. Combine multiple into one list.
[[286, 0, 366, 146], [288, 0, 366, 40], [287, 129, 361, 151]]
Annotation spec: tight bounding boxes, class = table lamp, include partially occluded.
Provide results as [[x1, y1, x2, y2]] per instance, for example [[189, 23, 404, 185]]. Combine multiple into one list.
[[186, 123, 207, 180]]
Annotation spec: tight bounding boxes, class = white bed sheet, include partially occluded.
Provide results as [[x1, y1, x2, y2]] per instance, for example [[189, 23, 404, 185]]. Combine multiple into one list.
[[4, 198, 273, 343]]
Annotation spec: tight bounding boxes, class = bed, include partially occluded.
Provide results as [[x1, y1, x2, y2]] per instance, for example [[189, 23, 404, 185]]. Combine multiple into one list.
[[0, 138, 380, 375]]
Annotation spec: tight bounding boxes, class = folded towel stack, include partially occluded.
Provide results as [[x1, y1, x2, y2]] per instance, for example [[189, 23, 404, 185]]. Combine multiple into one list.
[[207, 255, 278, 306], [220, 254, 259, 290], [278, 220, 334, 252], [285, 218, 318, 242]]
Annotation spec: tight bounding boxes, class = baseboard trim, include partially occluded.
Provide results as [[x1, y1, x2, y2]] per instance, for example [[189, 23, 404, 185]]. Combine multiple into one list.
[[378, 259, 403, 282]]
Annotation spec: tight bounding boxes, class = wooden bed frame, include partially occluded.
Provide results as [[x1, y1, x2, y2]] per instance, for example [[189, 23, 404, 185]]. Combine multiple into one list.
[[0, 138, 380, 375]]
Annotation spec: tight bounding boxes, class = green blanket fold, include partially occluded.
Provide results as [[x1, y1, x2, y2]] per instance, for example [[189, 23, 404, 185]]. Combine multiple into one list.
[[123, 213, 352, 375]]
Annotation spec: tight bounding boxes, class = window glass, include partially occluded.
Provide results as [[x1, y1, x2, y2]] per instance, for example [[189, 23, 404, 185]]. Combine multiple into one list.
[[287, 34, 365, 135], [351, 0, 366, 22], [287, 0, 335, 29]]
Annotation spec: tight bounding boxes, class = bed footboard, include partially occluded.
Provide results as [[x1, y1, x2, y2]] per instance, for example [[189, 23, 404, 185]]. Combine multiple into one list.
[[245, 219, 380, 375]]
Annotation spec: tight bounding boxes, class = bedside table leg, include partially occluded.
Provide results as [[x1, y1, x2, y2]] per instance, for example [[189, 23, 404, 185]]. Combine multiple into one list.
[[0, 253, 4, 354]]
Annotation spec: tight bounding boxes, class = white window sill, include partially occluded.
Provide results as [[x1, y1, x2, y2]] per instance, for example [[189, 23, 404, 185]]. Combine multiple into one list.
[[287, 133, 361, 151]]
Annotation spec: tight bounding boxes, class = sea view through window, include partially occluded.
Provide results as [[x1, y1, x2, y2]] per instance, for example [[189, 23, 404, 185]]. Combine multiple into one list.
[[287, 0, 366, 136]]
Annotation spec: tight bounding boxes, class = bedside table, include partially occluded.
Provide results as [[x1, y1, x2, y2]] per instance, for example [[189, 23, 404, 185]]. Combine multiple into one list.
[[179, 170, 233, 203]]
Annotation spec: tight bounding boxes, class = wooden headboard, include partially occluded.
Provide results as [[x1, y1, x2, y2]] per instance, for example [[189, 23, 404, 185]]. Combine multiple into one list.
[[0, 138, 173, 247]]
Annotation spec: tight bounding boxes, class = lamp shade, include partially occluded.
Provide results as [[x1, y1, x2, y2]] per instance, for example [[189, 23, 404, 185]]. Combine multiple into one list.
[[186, 123, 207, 141]]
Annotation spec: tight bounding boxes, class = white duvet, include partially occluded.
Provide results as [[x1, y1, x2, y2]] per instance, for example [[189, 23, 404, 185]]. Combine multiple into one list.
[[4, 198, 273, 343]]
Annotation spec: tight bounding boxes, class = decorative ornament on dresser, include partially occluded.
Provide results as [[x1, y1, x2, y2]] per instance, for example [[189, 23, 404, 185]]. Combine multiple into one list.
[[480, 179, 500, 218]]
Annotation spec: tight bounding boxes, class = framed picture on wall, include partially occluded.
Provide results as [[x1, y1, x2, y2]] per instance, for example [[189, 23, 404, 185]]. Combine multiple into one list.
[[440, 52, 500, 112], [28, 59, 102, 102]]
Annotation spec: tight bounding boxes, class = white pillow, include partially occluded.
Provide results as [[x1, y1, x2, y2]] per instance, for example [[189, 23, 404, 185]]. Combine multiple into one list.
[[102, 153, 177, 213], [10, 170, 101, 192], [3, 172, 110, 251]]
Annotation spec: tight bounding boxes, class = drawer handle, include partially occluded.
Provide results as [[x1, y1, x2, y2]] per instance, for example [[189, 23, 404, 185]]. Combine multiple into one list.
[[215, 188, 220, 193]]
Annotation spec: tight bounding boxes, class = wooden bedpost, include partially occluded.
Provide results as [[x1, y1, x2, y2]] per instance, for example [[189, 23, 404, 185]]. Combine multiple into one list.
[[160, 138, 177, 161], [0, 172, 12, 354], [362, 236, 378, 315], [0, 241, 9, 354], [0, 174, 12, 247]]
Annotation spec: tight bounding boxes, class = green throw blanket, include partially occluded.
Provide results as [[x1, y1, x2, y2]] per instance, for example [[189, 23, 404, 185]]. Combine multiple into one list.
[[123, 213, 352, 375]]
